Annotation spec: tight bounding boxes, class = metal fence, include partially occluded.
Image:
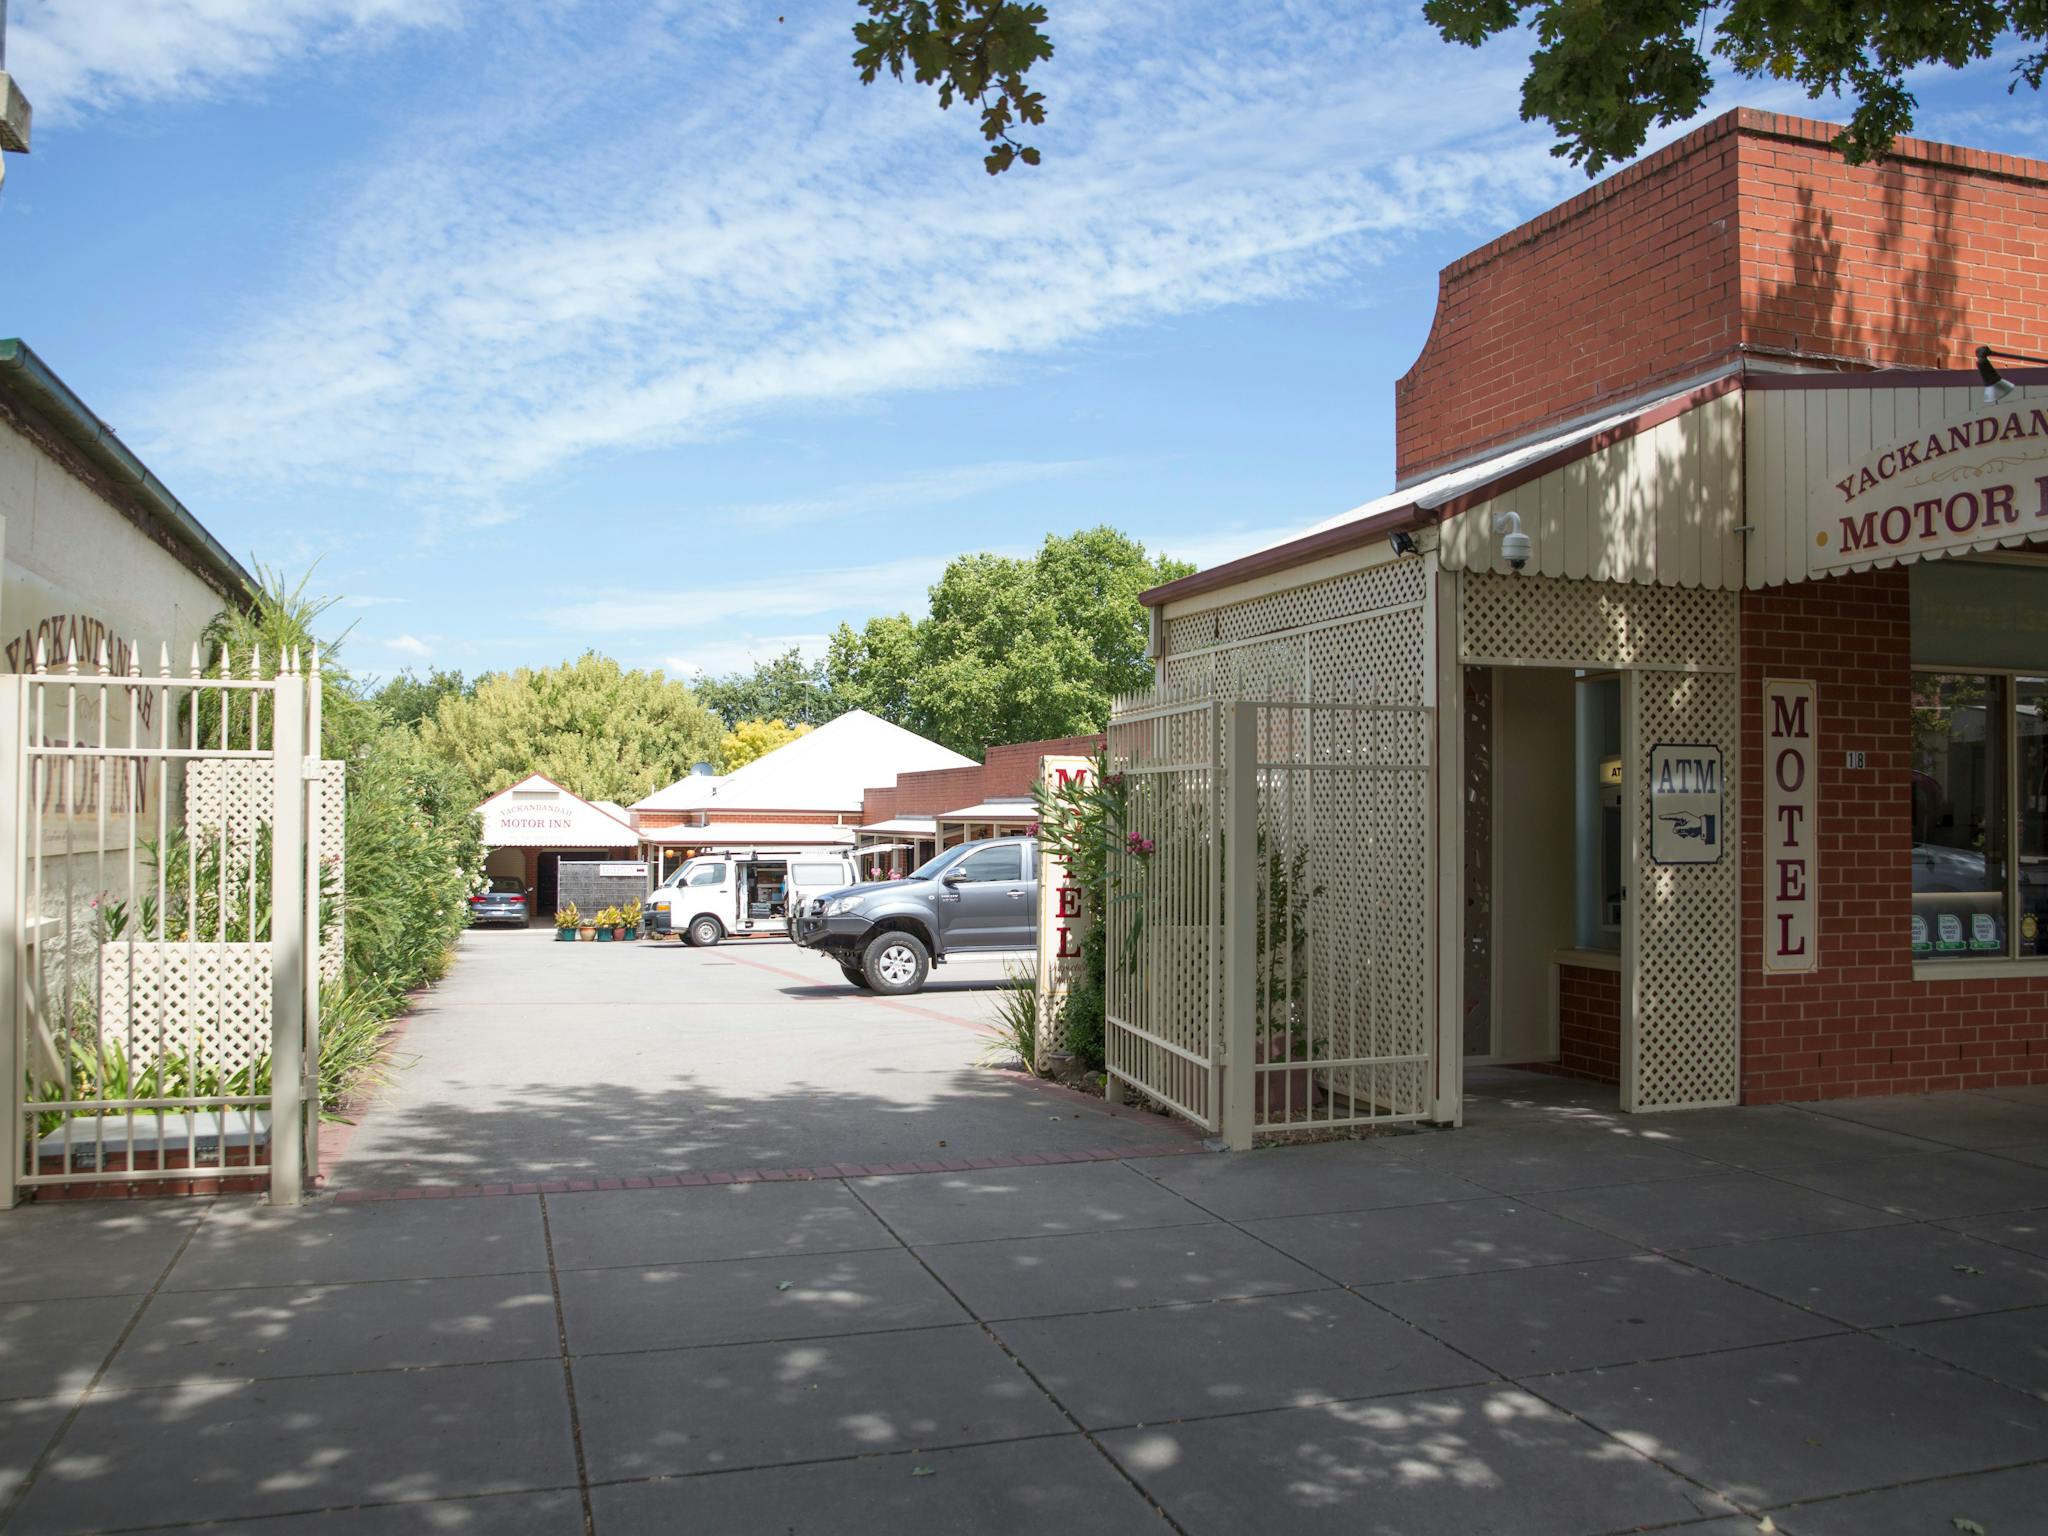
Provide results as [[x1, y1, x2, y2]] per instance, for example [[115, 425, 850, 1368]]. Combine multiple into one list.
[[2, 642, 324, 1204], [1104, 693, 1434, 1147]]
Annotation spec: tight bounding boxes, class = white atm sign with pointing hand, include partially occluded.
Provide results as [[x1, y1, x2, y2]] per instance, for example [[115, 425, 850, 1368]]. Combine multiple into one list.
[[1648, 744, 1724, 865]]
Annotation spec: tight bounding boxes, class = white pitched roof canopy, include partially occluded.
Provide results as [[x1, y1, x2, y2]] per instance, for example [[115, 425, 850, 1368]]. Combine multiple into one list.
[[478, 774, 639, 849], [641, 822, 857, 848], [636, 710, 973, 816], [631, 772, 726, 813]]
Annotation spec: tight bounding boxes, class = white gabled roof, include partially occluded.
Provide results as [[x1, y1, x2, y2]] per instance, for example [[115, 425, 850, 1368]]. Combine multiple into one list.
[[478, 774, 640, 849], [668, 710, 974, 815], [631, 772, 726, 813]]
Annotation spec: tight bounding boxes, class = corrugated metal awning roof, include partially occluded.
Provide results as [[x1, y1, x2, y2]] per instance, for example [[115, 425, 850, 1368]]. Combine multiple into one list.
[[857, 816, 938, 835], [937, 800, 1038, 822], [641, 822, 857, 848]]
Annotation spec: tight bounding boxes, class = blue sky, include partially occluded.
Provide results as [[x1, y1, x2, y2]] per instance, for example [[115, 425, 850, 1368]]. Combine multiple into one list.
[[6, 3, 2045, 683]]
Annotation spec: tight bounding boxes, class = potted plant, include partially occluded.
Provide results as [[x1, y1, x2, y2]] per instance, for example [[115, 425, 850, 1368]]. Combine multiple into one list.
[[621, 899, 642, 941], [554, 901, 580, 943], [593, 905, 619, 941]]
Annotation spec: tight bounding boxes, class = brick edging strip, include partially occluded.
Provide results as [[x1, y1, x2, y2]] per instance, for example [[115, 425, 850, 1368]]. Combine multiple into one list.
[[328, 1142, 1199, 1202]]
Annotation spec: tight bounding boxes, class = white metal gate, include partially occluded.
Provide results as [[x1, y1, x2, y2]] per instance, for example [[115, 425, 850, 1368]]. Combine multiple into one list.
[[1, 642, 324, 1205], [1104, 695, 1435, 1147]]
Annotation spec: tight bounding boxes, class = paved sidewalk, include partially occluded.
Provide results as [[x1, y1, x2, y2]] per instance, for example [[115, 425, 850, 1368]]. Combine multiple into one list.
[[3, 1074, 2047, 1533]]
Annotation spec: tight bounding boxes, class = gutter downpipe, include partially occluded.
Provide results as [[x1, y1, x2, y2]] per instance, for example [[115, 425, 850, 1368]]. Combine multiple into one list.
[[0, 339, 256, 606]]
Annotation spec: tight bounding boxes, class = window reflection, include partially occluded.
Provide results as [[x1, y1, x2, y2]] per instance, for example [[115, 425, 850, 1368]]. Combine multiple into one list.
[[1910, 673, 2007, 958]]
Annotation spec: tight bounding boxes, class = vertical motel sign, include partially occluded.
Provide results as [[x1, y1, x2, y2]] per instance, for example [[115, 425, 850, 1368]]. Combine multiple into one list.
[[1764, 681, 1817, 972], [1033, 757, 1094, 1069]]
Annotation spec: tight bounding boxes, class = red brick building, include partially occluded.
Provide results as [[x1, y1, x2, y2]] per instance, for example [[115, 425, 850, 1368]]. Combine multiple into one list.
[[1131, 109, 2048, 1121]]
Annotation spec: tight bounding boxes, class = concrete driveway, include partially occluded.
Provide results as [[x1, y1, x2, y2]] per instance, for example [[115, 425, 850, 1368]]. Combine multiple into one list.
[[324, 926, 1183, 1191], [3, 1073, 2046, 1534]]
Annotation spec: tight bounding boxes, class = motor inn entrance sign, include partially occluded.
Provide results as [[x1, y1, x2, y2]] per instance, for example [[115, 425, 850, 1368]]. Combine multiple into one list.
[[1814, 404, 2048, 575], [1764, 681, 1818, 974]]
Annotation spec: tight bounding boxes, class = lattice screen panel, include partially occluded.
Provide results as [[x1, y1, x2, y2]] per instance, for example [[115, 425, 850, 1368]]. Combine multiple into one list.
[[1631, 665, 1740, 1111], [1163, 557, 1427, 652], [187, 759, 346, 983], [1460, 572, 1736, 672], [99, 942, 275, 1076]]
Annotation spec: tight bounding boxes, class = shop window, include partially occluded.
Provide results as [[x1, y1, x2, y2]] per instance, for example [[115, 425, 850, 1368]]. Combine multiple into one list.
[[2020, 678, 2048, 957], [1910, 674, 2008, 959]]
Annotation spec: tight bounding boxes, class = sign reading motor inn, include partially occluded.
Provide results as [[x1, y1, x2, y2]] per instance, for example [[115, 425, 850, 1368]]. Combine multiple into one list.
[[1815, 404, 2048, 575]]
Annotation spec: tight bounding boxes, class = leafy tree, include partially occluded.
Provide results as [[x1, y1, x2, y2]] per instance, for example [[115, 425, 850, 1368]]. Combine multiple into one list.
[[371, 667, 471, 730], [855, 2, 2047, 174], [716, 717, 813, 773], [824, 527, 1191, 758], [694, 647, 843, 729], [853, 0, 1053, 174], [420, 652, 725, 804]]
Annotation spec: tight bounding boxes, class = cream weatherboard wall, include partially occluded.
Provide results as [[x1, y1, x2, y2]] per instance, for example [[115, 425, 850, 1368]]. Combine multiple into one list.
[[1435, 388, 1746, 590]]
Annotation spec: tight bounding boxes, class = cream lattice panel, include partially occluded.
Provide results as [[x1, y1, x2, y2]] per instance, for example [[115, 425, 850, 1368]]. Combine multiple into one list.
[[1631, 666, 1740, 1111], [1459, 572, 1736, 671], [99, 942, 274, 1076], [1163, 557, 1426, 652], [187, 759, 346, 983]]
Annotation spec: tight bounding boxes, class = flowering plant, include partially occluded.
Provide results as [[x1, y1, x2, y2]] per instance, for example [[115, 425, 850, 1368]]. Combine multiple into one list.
[[1124, 832, 1156, 856]]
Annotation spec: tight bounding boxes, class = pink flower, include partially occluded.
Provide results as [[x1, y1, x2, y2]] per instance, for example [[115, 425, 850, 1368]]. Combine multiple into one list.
[[1125, 832, 1156, 856]]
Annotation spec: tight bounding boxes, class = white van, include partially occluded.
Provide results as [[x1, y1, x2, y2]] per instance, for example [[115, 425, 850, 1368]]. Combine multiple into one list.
[[646, 851, 857, 946]]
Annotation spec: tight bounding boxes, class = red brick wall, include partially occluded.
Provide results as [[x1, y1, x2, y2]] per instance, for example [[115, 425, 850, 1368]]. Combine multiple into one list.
[[862, 786, 899, 825], [1558, 965, 1622, 1083], [891, 765, 986, 817], [1740, 568, 2048, 1101], [1396, 110, 2048, 481], [983, 734, 1105, 796]]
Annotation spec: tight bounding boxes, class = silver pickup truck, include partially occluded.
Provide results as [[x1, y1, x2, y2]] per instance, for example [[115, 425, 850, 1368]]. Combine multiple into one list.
[[789, 835, 1038, 994]]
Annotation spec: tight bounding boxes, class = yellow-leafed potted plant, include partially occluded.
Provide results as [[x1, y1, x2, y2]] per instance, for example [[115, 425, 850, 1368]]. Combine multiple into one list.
[[554, 901, 580, 943], [621, 899, 642, 942], [594, 905, 620, 941]]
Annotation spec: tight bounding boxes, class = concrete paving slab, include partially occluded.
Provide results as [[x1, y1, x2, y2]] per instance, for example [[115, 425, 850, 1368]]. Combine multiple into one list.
[[557, 1248, 968, 1355], [1135, 1140, 1489, 1221], [993, 1290, 1487, 1429], [1758, 1458, 2048, 1534], [1098, 1384, 1732, 1536], [1529, 1172, 1905, 1250], [852, 1161, 1210, 1245], [1242, 1196, 1634, 1285], [166, 1194, 549, 1291], [543, 1180, 896, 1271], [1989, 1141, 2048, 1168], [1884, 1305, 2048, 1400], [1385, 1127, 1725, 1194], [571, 1324, 1068, 1482], [1678, 1224, 2048, 1327], [0, 1295, 140, 1401], [1771, 1149, 2048, 1220], [104, 1273, 560, 1387], [1368, 1255, 1840, 1376], [1539, 1333, 2048, 1506], [0, 1200, 209, 1301], [111, 1491, 587, 1534], [916, 1222, 1324, 1321], [1937, 1208, 2048, 1257], [1597, 1106, 1945, 1169], [10, 1358, 577, 1535], [590, 1437, 1161, 1535], [1800, 1093, 2048, 1150], [0, 1398, 71, 1511]]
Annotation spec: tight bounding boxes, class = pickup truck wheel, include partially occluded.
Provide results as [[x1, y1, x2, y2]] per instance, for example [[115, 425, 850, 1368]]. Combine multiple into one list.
[[839, 962, 872, 990], [861, 931, 929, 995], [686, 915, 724, 948]]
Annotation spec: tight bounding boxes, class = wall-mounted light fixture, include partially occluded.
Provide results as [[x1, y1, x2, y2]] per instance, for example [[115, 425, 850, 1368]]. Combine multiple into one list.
[[1389, 530, 1418, 556], [1975, 344, 2048, 405]]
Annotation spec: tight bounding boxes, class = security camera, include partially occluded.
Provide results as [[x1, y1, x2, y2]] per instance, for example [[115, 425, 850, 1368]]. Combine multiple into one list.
[[1492, 510, 1532, 572]]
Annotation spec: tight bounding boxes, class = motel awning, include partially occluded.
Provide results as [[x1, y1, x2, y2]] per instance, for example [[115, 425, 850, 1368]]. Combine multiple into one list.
[[640, 822, 857, 848]]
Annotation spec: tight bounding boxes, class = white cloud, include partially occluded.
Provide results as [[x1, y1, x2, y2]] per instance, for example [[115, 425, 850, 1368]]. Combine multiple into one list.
[[136, 4, 1571, 504], [544, 553, 969, 636], [9, 0, 461, 119], [721, 460, 1100, 529], [661, 633, 832, 680], [385, 633, 432, 658]]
